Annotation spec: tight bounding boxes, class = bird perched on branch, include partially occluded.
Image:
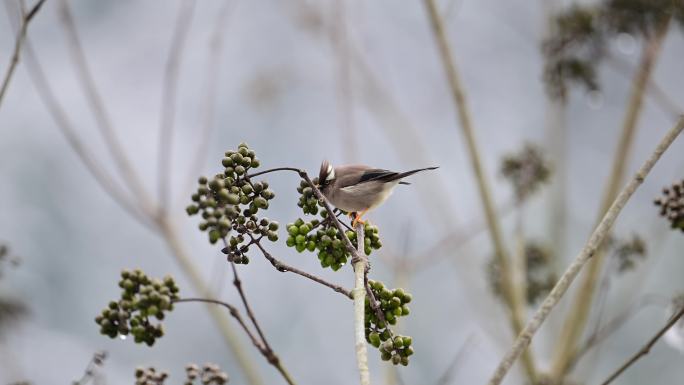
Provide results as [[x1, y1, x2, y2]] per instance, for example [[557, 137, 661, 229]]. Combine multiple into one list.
[[316, 160, 439, 226]]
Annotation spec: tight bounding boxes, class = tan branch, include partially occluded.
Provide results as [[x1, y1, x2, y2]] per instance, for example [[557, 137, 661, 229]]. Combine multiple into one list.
[[487, 117, 684, 385], [550, 17, 671, 378], [422, 0, 537, 380]]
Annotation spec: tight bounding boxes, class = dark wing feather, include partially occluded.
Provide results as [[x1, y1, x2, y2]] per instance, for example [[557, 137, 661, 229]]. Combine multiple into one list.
[[358, 169, 399, 183], [358, 167, 439, 184]]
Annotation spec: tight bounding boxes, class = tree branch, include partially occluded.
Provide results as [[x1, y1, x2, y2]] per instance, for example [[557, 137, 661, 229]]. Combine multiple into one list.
[[0, 0, 45, 109], [422, 0, 537, 380], [244, 166, 372, 383], [353, 221, 371, 385], [250, 236, 353, 299], [158, 0, 196, 216], [223, 255, 296, 385], [173, 298, 266, 356], [550, 16, 672, 378], [599, 306, 684, 385], [57, 0, 154, 212], [486, 117, 684, 385]]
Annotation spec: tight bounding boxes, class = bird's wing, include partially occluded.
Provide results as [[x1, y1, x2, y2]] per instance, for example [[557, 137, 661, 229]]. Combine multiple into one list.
[[334, 165, 438, 188]]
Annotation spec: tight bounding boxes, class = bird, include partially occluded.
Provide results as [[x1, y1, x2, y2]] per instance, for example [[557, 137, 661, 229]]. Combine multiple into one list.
[[316, 160, 439, 227]]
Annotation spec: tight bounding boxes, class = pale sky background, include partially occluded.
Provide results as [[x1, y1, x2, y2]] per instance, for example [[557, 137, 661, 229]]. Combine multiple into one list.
[[1, 0, 683, 384]]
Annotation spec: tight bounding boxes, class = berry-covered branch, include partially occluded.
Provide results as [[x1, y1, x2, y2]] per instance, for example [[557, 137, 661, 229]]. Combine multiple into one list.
[[95, 269, 294, 384], [183, 143, 415, 383]]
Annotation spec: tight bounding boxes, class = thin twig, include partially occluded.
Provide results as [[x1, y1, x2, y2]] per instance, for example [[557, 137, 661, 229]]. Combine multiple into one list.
[[486, 117, 684, 385], [157, 220, 263, 385], [599, 306, 684, 385], [14, 34, 154, 229], [158, 0, 196, 216], [57, 0, 153, 212], [0, 0, 45, 109], [72, 351, 107, 385], [173, 298, 265, 354], [407, 199, 515, 271], [330, 0, 356, 162], [567, 294, 670, 373], [606, 53, 682, 120], [422, 0, 537, 380], [434, 335, 477, 385], [551, 16, 672, 378], [250, 237, 353, 299], [183, 0, 235, 202], [222, 241, 296, 385]]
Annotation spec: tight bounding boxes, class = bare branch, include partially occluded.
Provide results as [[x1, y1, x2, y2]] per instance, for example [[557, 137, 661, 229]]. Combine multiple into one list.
[[58, 0, 153, 211], [222, 241, 296, 385], [423, 0, 537, 380], [183, 1, 235, 202], [551, 16, 672, 377], [435, 335, 477, 385], [72, 351, 107, 385], [250, 237, 353, 299], [487, 117, 684, 385], [0, 0, 45, 109], [599, 306, 684, 385], [568, 294, 671, 373], [14, 32, 154, 229], [158, 0, 196, 216], [173, 298, 266, 354]]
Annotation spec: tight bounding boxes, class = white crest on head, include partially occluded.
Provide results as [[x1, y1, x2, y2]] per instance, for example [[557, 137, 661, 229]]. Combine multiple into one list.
[[326, 164, 335, 181]]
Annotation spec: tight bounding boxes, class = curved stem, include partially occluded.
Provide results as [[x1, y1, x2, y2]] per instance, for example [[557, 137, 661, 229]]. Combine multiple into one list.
[[58, 0, 154, 212], [486, 117, 684, 385], [158, 219, 265, 385], [174, 297, 265, 352], [251, 238, 353, 299]]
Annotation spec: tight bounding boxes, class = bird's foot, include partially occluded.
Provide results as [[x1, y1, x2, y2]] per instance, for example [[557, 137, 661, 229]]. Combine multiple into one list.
[[351, 210, 368, 228]]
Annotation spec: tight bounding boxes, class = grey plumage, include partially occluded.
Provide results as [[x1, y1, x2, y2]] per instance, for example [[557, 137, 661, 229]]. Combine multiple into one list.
[[317, 161, 438, 214]]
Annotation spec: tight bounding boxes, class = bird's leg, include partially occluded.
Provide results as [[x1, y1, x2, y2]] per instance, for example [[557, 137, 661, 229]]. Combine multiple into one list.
[[351, 209, 368, 228]]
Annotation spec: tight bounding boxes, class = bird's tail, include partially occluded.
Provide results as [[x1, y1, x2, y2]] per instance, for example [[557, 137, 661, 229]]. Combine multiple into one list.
[[392, 166, 439, 183]]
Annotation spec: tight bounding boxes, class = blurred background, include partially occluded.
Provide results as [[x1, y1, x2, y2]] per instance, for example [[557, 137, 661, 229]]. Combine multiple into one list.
[[0, 0, 683, 384]]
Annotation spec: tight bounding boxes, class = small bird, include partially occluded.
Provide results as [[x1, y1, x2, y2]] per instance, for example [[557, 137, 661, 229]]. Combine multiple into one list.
[[316, 160, 439, 226]]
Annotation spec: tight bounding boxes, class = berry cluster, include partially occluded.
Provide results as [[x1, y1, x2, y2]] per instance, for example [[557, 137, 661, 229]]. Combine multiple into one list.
[[95, 269, 179, 346], [296, 178, 321, 215], [185, 363, 229, 385], [285, 218, 381, 271], [654, 180, 684, 232], [610, 234, 647, 272], [501, 144, 552, 202], [543, 0, 683, 100], [186, 143, 278, 264], [135, 367, 168, 385], [488, 243, 557, 305], [365, 280, 413, 365]]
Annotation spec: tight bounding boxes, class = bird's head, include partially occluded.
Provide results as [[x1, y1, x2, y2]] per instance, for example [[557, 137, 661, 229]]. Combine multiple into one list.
[[317, 160, 336, 192]]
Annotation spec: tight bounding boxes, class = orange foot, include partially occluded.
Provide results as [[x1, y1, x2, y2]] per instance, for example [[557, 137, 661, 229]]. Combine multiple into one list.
[[351, 209, 369, 228]]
